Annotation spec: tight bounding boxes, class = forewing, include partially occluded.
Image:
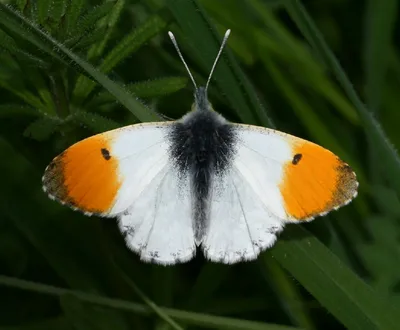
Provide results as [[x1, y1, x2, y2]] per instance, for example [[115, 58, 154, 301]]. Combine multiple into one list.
[[42, 123, 171, 217], [233, 124, 358, 221]]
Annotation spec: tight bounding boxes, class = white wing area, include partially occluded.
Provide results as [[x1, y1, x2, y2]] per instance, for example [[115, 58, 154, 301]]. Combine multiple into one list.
[[104, 123, 195, 264], [202, 126, 293, 263], [108, 124, 170, 215], [118, 167, 195, 264]]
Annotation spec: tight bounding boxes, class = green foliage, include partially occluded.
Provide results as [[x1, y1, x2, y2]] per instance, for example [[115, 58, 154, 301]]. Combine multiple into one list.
[[0, 0, 400, 329]]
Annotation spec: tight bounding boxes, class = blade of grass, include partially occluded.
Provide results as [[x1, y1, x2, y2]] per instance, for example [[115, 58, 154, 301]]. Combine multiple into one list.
[[0, 3, 159, 122], [0, 275, 301, 330], [168, 0, 273, 127], [268, 226, 400, 330], [285, 0, 400, 197], [363, 0, 398, 113]]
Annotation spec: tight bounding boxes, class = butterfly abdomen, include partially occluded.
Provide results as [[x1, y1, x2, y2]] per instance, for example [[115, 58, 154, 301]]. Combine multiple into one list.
[[168, 111, 237, 242]]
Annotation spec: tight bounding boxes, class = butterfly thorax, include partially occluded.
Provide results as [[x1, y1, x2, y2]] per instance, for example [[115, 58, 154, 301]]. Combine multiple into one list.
[[168, 90, 238, 243]]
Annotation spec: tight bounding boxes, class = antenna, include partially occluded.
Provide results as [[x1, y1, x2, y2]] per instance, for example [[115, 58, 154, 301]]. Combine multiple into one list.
[[205, 29, 231, 92], [168, 31, 197, 90]]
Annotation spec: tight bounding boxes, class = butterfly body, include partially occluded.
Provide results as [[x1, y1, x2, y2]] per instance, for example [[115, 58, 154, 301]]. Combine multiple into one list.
[[168, 87, 237, 243]]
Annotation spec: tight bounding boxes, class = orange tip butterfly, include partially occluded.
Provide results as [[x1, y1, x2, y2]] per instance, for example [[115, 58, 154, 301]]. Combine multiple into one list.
[[42, 30, 358, 265]]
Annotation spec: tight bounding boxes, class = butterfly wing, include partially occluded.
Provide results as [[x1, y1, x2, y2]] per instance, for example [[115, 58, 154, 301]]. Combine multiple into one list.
[[202, 124, 358, 263], [43, 123, 170, 216], [118, 165, 195, 264], [42, 122, 196, 264]]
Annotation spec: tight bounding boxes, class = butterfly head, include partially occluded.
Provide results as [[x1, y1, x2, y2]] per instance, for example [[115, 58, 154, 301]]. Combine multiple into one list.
[[194, 86, 212, 112]]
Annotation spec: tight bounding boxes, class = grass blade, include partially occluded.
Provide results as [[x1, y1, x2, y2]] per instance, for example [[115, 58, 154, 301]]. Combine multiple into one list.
[[285, 0, 400, 197], [0, 275, 301, 330], [269, 226, 400, 330]]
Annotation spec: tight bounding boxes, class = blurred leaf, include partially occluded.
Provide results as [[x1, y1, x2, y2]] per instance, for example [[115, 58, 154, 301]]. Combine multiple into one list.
[[186, 263, 230, 310], [37, 0, 52, 25], [0, 67, 46, 111], [364, 0, 398, 113], [0, 104, 40, 117], [258, 258, 316, 329], [355, 216, 400, 294], [93, 77, 188, 105], [74, 1, 116, 36], [71, 111, 120, 133], [0, 317, 74, 330], [48, 0, 67, 26], [65, 0, 86, 36], [372, 185, 400, 217], [61, 295, 130, 330], [23, 117, 61, 141]]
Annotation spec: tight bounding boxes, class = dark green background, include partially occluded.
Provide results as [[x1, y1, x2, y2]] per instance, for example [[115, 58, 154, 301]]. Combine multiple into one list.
[[0, 0, 399, 329]]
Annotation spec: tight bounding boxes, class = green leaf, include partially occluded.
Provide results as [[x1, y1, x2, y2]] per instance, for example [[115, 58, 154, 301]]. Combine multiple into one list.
[[73, 14, 167, 101], [0, 67, 46, 111], [48, 0, 67, 26], [71, 111, 120, 133], [37, 0, 52, 25], [285, 0, 400, 198], [23, 117, 60, 141], [364, 0, 398, 113], [65, 0, 86, 35], [86, 0, 126, 60], [269, 225, 400, 330], [74, 1, 116, 36], [0, 3, 159, 122], [0, 104, 40, 117], [93, 77, 188, 105]]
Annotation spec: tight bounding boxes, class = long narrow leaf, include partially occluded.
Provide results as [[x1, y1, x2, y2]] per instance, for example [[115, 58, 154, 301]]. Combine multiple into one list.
[[269, 226, 400, 330], [0, 275, 301, 330]]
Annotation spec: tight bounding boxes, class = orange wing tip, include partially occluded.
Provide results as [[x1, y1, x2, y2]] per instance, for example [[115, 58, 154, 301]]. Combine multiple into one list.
[[279, 140, 359, 221], [42, 155, 96, 217], [42, 134, 121, 216]]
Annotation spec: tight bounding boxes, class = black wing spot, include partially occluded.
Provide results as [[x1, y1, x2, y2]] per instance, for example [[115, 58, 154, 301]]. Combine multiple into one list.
[[292, 153, 302, 165], [101, 148, 111, 160]]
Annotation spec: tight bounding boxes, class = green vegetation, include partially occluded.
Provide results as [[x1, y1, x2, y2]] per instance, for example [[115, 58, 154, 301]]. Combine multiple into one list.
[[0, 0, 399, 329]]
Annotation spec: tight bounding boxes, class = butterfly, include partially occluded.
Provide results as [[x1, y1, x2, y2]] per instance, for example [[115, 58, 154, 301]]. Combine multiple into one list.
[[42, 30, 358, 265]]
